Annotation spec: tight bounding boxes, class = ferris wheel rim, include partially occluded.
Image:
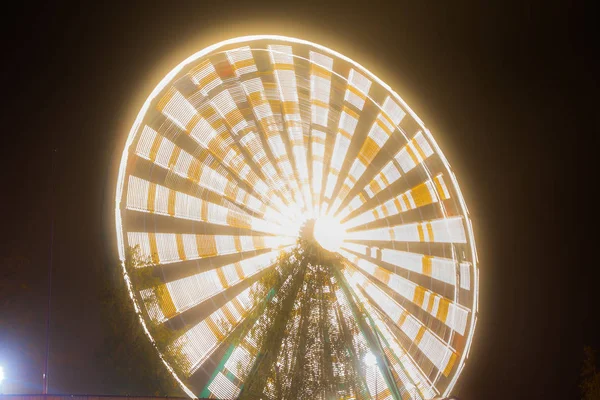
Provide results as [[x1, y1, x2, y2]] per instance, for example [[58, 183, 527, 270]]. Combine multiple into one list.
[[113, 35, 479, 399]]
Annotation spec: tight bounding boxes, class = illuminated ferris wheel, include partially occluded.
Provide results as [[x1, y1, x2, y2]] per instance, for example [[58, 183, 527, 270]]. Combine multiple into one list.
[[115, 35, 478, 400]]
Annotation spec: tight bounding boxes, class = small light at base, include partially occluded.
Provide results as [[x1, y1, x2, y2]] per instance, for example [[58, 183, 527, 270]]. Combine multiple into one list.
[[364, 352, 377, 367], [0, 365, 5, 384]]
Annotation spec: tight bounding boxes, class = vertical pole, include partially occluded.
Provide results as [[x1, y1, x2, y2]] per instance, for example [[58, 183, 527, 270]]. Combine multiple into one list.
[[43, 148, 57, 394]]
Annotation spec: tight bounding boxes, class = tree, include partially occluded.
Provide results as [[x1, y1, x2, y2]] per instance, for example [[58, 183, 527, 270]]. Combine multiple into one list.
[[233, 241, 369, 400], [581, 346, 600, 400], [96, 246, 184, 396]]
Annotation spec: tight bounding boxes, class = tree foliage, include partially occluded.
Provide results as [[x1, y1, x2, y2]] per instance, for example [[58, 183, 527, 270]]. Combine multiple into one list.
[[234, 241, 368, 400], [96, 246, 184, 396], [581, 346, 600, 400]]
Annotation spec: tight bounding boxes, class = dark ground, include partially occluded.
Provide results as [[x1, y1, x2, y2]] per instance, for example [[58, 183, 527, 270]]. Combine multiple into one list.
[[0, 1, 597, 399]]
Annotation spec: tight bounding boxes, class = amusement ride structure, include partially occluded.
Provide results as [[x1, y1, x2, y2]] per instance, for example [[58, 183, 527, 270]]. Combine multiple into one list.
[[114, 36, 478, 400]]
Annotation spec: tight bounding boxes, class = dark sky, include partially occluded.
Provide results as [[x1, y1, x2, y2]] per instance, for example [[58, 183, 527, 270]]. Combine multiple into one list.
[[0, 1, 596, 399]]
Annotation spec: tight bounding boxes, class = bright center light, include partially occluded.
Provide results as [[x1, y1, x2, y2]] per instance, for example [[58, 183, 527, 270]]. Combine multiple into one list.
[[364, 352, 377, 367], [0, 365, 4, 384], [313, 216, 346, 252]]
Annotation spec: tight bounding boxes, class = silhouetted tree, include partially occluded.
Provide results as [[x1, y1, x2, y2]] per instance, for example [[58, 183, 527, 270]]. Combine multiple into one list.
[[96, 246, 184, 396], [581, 346, 600, 400]]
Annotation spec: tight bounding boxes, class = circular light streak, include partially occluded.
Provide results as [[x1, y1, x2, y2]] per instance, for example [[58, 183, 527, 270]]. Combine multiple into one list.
[[115, 35, 479, 399]]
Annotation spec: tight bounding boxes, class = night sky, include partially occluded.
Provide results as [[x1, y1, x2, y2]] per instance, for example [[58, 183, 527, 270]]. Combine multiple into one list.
[[0, 1, 596, 399]]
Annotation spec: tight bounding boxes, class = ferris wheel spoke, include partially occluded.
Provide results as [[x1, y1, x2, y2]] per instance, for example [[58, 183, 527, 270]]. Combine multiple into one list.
[[337, 130, 434, 222], [124, 176, 297, 237], [321, 100, 379, 217], [349, 274, 437, 400], [139, 251, 280, 326], [355, 279, 454, 390], [258, 53, 313, 215], [199, 319, 262, 398], [162, 278, 269, 378], [226, 46, 306, 212], [234, 68, 304, 210], [188, 112, 293, 216], [307, 51, 334, 216], [305, 50, 334, 217], [184, 108, 290, 213], [206, 88, 296, 206], [132, 125, 287, 221], [340, 251, 469, 336], [346, 216, 468, 246], [128, 161, 249, 217], [124, 208, 279, 238], [341, 242, 470, 289], [203, 96, 294, 210], [171, 263, 294, 336], [126, 231, 295, 268], [343, 174, 451, 231], [310, 64, 346, 218], [342, 266, 459, 379], [129, 151, 261, 218], [330, 97, 407, 216], [155, 84, 291, 215], [268, 45, 313, 214], [321, 68, 372, 216], [141, 248, 276, 285]]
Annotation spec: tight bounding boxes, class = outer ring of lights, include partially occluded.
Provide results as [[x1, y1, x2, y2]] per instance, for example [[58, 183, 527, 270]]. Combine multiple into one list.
[[114, 35, 479, 398]]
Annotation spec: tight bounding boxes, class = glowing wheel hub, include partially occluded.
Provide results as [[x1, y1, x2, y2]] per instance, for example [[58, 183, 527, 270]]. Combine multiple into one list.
[[313, 216, 346, 252]]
